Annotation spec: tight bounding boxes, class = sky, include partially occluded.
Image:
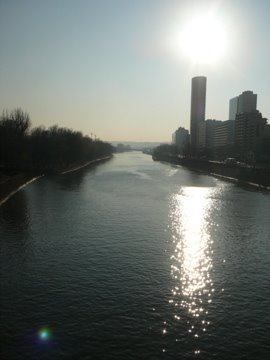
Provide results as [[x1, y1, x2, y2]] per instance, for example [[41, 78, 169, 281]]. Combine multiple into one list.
[[0, 0, 270, 142]]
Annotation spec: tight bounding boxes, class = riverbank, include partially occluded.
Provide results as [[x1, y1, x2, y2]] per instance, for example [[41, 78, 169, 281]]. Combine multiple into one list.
[[60, 155, 112, 174], [0, 173, 42, 206], [153, 154, 270, 190], [0, 156, 113, 206]]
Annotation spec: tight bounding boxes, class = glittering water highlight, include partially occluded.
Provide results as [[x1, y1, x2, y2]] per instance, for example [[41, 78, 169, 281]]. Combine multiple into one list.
[[168, 187, 214, 354]]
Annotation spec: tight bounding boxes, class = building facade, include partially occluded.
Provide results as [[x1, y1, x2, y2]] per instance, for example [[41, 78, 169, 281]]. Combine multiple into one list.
[[213, 120, 235, 147], [229, 97, 238, 120], [205, 119, 223, 148], [172, 127, 189, 154], [229, 91, 257, 120], [190, 76, 207, 152], [197, 121, 206, 149], [238, 91, 257, 113], [235, 110, 266, 160]]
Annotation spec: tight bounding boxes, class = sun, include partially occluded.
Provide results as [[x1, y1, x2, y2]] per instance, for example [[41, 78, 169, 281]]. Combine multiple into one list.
[[179, 13, 227, 63]]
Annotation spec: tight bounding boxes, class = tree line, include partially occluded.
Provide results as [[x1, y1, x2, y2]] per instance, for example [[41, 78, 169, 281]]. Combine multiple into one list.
[[0, 108, 113, 173]]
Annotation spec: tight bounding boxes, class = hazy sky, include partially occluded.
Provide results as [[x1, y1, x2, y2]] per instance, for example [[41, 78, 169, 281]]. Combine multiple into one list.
[[0, 0, 269, 142]]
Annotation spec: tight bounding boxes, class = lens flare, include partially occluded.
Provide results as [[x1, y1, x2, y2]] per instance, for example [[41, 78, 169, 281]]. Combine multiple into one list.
[[38, 327, 51, 341]]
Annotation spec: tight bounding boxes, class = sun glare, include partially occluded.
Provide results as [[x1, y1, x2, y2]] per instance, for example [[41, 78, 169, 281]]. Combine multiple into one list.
[[179, 13, 228, 63]]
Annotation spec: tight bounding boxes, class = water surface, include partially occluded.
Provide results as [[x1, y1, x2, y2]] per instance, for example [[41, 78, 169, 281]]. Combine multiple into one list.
[[1, 152, 270, 359]]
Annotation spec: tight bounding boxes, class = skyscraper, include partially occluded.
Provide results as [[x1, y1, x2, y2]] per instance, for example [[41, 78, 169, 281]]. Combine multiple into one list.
[[229, 97, 238, 120], [235, 109, 266, 159], [229, 91, 257, 120], [190, 76, 207, 152], [238, 90, 257, 113]]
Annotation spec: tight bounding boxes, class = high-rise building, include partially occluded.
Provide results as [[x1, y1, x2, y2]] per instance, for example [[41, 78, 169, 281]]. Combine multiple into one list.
[[229, 97, 238, 120], [229, 91, 257, 120], [190, 76, 207, 152], [197, 122, 206, 149], [205, 119, 223, 148], [213, 120, 235, 147], [238, 91, 257, 113], [172, 127, 189, 154], [262, 124, 270, 160], [235, 110, 266, 159]]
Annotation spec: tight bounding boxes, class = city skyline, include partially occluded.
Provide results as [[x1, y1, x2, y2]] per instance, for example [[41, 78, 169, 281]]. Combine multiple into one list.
[[1, 0, 270, 142]]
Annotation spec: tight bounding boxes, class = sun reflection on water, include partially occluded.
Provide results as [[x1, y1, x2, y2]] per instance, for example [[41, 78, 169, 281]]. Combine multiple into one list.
[[168, 186, 214, 349]]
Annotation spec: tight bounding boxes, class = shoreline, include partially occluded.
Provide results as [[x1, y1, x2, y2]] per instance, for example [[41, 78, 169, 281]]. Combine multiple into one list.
[[60, 155, 112, 175], [208, 171, 270, 190], [153, 155, 270, 191], [0, 155, 113, 206], [0, 175, 44, 207]]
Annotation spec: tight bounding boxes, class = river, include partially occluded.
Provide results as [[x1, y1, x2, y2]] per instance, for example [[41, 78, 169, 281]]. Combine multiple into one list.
[[1, 152, 270, 359]]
